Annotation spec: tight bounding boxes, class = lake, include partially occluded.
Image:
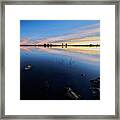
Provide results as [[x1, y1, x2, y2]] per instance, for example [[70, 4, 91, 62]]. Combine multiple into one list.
[[20, 46, 100, 100]]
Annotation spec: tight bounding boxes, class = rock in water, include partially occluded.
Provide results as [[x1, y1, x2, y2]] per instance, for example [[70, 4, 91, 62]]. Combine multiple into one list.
[[25, 64, 32, 70]]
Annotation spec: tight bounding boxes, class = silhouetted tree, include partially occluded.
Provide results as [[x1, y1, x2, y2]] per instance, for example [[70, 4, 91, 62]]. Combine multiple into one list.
[[44, 44, 46, 47], [47, 44, 49, 47], [65, 43, 67, 48], [90, 44, 92, 47]]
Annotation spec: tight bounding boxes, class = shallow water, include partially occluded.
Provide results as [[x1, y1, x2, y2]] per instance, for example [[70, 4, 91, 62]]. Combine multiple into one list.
[[20, 46, 100, 100]]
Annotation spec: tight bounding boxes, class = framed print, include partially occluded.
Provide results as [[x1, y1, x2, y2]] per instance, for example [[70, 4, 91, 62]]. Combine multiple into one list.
[[0, 0, 119, 119]]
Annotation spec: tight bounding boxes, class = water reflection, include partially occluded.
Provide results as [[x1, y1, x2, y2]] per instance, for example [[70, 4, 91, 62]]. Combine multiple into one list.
[[20, 46, 100, 100], [20, 46, 100, 65]]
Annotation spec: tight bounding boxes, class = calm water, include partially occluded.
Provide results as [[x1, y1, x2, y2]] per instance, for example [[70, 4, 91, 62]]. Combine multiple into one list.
[[20, 46, 100, 100]]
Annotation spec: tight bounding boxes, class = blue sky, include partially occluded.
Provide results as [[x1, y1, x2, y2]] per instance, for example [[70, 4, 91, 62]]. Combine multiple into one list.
[[20, 20, 99, 39], [20, 20, 100, 45]]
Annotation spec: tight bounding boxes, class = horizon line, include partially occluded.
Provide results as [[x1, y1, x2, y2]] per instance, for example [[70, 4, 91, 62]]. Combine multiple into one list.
[[20, 44, 100, 47]]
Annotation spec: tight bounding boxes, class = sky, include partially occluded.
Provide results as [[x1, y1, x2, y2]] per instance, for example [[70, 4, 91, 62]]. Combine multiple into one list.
[[20, 20, 100, 45]]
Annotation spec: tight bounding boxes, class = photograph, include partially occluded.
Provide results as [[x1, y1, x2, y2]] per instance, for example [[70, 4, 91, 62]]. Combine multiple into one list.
[[2, 0, 118, 118], [20, 20, 100, 100]]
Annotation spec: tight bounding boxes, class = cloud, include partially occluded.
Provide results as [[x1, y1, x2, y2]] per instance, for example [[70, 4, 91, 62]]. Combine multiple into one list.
[[21, 22, 100, 45], [20, 38, 34, 45]]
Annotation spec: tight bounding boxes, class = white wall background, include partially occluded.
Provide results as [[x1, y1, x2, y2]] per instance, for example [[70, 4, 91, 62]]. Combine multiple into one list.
[[0, 0, 119, 119]]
